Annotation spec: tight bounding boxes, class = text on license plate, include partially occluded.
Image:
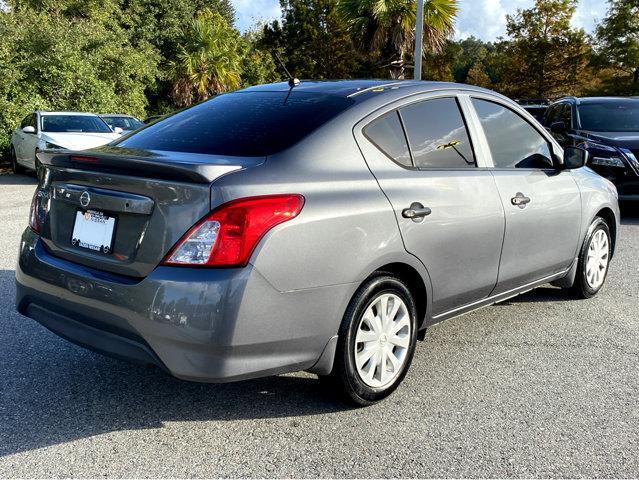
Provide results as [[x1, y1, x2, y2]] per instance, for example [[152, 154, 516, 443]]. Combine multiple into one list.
[[71, 210, 116, 254]]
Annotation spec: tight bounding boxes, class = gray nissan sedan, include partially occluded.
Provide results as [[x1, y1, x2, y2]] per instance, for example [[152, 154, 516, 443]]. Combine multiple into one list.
[[16, 80, 620, 405]]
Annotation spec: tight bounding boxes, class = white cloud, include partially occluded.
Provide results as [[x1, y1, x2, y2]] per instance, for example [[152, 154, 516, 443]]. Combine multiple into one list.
[[232, 0, 609, 38], [455, 0, 607, 41]]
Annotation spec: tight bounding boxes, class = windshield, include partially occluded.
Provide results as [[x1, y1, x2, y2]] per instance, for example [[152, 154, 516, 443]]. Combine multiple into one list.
[[41, 115, 112, 133], [102, 116, 144, 131], [578, 102, 639, 132], [116, 91, 355, 156]]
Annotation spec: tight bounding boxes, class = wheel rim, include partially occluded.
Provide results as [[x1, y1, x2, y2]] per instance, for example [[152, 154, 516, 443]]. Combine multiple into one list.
[[585, 229, 609, 290], [354, 293, 411, 388]]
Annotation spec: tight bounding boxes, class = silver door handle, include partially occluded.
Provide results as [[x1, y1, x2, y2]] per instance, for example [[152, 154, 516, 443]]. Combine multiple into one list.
[[402, 202, 432, 222], [511, 192, 531, 208]]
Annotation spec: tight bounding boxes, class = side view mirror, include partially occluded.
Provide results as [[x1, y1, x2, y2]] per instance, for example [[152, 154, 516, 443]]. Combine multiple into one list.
[[113, 127, 124, 134], [563, 146, 588, 169], [22, 126, 36, 134], [550, 121, 567, 134]]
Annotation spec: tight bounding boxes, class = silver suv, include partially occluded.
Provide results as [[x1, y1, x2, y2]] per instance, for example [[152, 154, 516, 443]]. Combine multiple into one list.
[[16, 80, 619, 405]]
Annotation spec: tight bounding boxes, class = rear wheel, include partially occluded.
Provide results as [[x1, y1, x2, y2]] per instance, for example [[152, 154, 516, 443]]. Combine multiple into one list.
[[570, 217, 611, 299], [321, 274, 418, 406]]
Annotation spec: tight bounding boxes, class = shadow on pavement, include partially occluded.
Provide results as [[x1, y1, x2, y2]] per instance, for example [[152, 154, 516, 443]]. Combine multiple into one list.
[[0, 268, 349, 458], [0, 173, 37, 186], [620, 202, 639, 225]]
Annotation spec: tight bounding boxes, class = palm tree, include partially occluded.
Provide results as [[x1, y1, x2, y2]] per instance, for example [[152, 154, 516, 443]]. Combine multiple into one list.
[[337, 0, 458, 79], [171, 10, 244, 107]]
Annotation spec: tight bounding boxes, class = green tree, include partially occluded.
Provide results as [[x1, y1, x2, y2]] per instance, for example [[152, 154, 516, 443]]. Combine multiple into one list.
[[465, 61, 492, 88], [595, 0, 639, 94], [337, 0, 458, 79], [496, 0, 592, 98], [171, 10, 244, 107], [241, 29, 279, 87], [260, 0, 358, 79], [0, 4, 157, 157]]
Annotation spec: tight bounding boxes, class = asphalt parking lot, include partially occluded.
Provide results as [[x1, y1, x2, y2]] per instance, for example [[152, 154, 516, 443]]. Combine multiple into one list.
[[0, 172, 638, 478]]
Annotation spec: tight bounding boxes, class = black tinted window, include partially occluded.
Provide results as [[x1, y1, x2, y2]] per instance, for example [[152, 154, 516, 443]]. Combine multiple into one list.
[[364, 111, 411, 167], [577, 101, 639, 132], [473, 98, 553, 169], [117, 91, 355, 157], [399, 98, 475, 168]]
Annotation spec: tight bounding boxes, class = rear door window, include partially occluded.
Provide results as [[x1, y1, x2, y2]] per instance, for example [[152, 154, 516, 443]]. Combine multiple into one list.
[[117, 91, 355, 157], [399, 97, 476, 168], [363, 111, 412, 167], [472, 98, 553, 169]]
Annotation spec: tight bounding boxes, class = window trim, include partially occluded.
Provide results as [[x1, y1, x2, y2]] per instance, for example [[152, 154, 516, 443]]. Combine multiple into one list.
[[360, 93, 479, 171], [469, 94, 562, 170]]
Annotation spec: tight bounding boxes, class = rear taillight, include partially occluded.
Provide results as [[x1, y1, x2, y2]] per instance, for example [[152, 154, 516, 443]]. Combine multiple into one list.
[[29, 189, 41, 234], [162, 194, 305, 267]]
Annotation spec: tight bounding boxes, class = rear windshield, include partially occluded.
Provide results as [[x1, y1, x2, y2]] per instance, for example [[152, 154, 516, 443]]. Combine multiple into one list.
[[578, 102, 639, 132], [115, 91, 355, 156], [42, 115, 112, 133]]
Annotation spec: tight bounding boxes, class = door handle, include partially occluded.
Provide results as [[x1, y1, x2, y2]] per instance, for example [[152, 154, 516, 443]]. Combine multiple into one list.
[[511, 192, 531, 209], [402, 202, 432, 222]]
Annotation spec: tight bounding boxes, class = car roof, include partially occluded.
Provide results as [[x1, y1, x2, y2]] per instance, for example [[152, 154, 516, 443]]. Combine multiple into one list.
[[553, 96, 639, 106], [239, 79, 495, 102], [100, 114, 137, 118], [38, 111, 101, 116]]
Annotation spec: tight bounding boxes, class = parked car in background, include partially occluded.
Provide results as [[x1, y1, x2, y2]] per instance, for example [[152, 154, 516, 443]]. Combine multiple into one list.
[[17, 81, 619, 405], [515, 98, 549, 122], [544, 96, 639, 201], [99, 114, 144, 134], [10, 112, 121, 173]]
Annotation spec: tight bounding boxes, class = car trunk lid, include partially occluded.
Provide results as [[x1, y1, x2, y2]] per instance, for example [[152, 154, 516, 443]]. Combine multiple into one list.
[[36, 148, 264, 278]]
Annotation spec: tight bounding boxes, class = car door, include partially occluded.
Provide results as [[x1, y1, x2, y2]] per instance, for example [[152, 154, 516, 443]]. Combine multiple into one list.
[[469, 96, 582, 294], [21, 113, 40, 169], [13, 114, 31, 162], [354, 93, 505, 316]]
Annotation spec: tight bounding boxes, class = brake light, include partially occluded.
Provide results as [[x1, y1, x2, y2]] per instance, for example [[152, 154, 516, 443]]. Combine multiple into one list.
[[29, 189, 40, 234], [162, 194, 305, 267]]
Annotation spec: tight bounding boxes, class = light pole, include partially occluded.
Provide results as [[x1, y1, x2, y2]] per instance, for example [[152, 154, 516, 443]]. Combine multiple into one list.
[[414, 0, 424, 80]]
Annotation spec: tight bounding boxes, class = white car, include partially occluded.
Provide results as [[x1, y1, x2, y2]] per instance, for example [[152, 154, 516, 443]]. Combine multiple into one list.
[[10, 111, 122, 173]]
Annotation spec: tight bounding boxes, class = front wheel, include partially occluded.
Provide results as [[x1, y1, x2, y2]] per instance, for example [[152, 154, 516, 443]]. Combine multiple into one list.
[[321, 274, 418, 406], [570, 217, 612, 299], [10, 146, 23, 174]]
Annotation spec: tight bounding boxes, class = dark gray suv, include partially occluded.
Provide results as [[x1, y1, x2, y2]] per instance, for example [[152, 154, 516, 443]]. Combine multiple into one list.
[[16, 80, 619, 405]]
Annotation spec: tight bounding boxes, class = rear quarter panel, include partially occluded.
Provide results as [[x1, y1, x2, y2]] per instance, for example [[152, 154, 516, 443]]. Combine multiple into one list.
[[208, 115, 433, 319]]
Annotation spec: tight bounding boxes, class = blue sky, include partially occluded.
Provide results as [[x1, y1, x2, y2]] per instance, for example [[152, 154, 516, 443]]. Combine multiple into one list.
[[232, 0, 608, 40]]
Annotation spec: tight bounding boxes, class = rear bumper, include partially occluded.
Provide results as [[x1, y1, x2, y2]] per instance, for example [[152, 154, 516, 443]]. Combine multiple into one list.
[[16, 228, 350, 382]]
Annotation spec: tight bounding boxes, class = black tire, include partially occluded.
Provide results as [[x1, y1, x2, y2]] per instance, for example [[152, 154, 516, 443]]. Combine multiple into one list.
[[35, 157, 44, 181], [321, 273, 418, 406], [570, 217, 612, 299], [10, 146, 23, 174]]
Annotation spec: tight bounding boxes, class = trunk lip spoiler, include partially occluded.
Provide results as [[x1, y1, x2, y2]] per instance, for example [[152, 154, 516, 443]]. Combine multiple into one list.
[[37, 148, 264, 183]]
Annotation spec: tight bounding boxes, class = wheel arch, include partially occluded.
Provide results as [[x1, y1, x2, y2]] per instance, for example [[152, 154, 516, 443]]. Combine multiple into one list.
[[370, 262, 429, 337], [595, 207, 617, 257]]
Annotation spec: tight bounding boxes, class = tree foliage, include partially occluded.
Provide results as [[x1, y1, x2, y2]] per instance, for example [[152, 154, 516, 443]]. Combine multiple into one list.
[[171, 10, 244, 107], [0, 0, 276, 157], [260, 0, 359, 79], [495, 0, 592, 98], [337, 0, 458, 78], [595, 0, 639, 94]]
